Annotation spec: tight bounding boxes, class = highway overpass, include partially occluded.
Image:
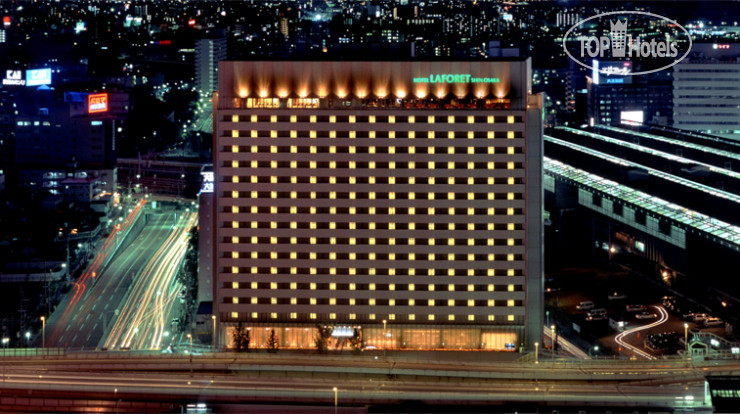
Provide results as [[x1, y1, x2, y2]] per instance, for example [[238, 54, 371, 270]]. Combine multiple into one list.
[[1, 350, 735, 412]]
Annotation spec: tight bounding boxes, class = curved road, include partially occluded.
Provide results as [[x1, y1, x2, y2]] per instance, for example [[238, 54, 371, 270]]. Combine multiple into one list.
[[615, 305, 670, 360]]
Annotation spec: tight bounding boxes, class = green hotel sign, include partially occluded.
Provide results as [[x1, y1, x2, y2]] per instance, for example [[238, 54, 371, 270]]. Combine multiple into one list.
[[412, 74, 500, 84]]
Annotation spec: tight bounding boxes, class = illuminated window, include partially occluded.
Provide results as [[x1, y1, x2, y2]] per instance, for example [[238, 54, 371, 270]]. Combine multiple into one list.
[[232, 130, 239, 138], [467, 115, 474, 124], [389, 115, 395, 123], [507, 115, 515, 124], [487, 115, 495, 123], [428, 115, 435, 123], [232, 297, 239, 304], [508, 315, 515, 321]]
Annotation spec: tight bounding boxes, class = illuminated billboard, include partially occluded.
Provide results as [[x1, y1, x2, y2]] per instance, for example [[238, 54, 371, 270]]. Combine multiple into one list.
[[592, 60, 632, 85], [88, 93, 108, 114], [620, 110, 644, 125], [2, 69, 24, 86], [25, 68, 52, 86]]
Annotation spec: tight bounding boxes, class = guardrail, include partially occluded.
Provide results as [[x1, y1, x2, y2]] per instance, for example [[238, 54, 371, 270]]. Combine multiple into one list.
[[0, 347, 723, 368]]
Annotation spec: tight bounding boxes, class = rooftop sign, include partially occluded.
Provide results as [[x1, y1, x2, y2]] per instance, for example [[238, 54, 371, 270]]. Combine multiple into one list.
[[26, 68, 52, 86], [88, 93, 108, 114], [413, 74, 500, 84], [2, 69, 24, 86]]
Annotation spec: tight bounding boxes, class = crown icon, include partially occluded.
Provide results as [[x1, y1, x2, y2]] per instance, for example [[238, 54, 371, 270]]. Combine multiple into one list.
[[609, 19, 627, 57], [610, 19, 627, 33]]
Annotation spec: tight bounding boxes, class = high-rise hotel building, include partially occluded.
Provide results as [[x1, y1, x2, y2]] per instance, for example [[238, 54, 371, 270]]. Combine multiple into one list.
[[212, 60, 543, 351]]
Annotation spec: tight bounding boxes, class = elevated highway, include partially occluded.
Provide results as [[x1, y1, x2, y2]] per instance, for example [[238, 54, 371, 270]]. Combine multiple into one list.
[[1, 350, 735, 412]]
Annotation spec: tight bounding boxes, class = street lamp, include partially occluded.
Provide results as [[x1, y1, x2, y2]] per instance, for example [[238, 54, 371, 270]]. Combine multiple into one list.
[[211, 315, 217, 350], [534, 342, 539, 364], [24, 331, 30, 347], [333, 387, 338, 414], [382, 319, 387, 357], [40, 317, 45, 350], [187, 333, 193, 354], [550, 325, 556, 360], [589, 345, 599, 357], [684, 323, 689, 358]]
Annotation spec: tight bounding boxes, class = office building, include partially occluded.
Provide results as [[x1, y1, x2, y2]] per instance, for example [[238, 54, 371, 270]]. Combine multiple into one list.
[[673, 43, 740, 140], [587, 60, 673, 127], [212, 60, 544, 351], [195, 38, 227, 96]]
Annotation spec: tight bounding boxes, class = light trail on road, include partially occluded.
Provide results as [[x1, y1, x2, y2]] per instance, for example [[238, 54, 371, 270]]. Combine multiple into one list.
[[615, 305, 669, 360], [48, 199, 146, 345], [544, 326, 590, 359], [102, 211, 197, 351], [0, 354, 719, 412]]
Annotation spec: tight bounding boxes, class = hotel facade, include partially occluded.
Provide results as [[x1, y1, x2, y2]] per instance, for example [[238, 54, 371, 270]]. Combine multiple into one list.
[[212, 60, 544, 351]]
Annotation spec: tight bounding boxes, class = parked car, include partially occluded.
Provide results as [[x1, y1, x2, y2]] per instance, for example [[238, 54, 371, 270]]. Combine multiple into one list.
[[691, 313, 709, 323], [636, 311, 657, 320], [588, 308, 607, 317], [608, 292, 627, 300], [586, 314, 607, 321], [577, 301, 595, 311], [702, 317, 724, 327], [681, 310, 698, 320], [626, 304, 647, 312]]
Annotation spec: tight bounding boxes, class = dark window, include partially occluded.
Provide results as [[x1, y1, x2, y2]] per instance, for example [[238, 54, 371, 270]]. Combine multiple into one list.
[[592, 194, 602, 207], [635, 210, 647, 225], [612, 202, 623, 216]]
